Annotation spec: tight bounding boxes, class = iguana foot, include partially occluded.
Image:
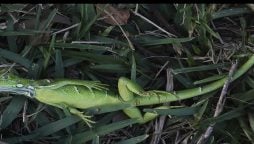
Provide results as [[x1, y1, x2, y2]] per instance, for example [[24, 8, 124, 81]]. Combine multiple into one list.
[[69, 107, 95, 127]]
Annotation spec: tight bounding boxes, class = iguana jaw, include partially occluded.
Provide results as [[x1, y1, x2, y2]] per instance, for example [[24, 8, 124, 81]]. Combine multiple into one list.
[[0, 86, 35, 98]]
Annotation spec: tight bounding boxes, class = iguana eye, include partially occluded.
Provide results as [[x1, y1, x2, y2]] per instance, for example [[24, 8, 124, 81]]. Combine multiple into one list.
[[16, 84, 24, 88]]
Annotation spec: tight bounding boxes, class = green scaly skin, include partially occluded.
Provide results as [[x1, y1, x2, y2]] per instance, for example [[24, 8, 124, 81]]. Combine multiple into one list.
[[1, 54, 254, 127]]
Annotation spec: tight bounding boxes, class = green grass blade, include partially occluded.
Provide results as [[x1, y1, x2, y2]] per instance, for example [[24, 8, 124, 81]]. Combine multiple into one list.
[[131, 52, 137, 81], [0, 96, 12, 103], [194, 100, 209, 122], [4, 116, 80, 143], [143, 106, 199, 116], [173, 63, 230, 75], [238, 117, 254, 143], [54, 43, 110, 50], [0, 96, 26, 129], [246, 76, 254, 88], [43, 34, 56, 69], [200, 106, 246, 128], [92, 136, 100, 144], [55, 50, 64, 78], [90, 64, 129, 73], [0, 30, 48, 36], [6, 17, 17, 52], [91, 35, 128, 46], [39, 8, 57, 31], [233, 89, 254, 102], [0, 48, 32, 69], [116, 134, 149, 144], [35, 5, 42, 30], [79, 4, 98, 39], [212, 7, 251, 20], [194, 74, 226, 85], [248, 113, 254, 132], [66, 119, 138, 143], [62, 50, 125, 64], [32, 115, 80, 137], [138, 37, 194, 46]]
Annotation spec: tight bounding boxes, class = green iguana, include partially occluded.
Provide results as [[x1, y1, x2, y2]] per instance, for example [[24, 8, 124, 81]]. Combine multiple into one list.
[[1, 54, 254, 127]]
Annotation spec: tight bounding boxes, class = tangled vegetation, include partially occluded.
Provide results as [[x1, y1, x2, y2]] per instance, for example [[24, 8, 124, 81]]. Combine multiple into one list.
[[1, 4, 254, 144]]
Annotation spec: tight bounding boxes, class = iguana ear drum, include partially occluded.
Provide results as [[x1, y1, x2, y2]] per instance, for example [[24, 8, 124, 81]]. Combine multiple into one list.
[[26, 86, 36, 98]]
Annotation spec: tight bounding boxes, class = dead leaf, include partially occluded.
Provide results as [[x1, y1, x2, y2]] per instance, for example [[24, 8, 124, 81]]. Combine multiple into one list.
[[96, 4, 130, 25]]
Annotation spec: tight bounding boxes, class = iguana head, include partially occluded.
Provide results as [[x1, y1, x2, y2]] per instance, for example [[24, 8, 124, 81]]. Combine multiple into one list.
[[0, 70, 36, 98]]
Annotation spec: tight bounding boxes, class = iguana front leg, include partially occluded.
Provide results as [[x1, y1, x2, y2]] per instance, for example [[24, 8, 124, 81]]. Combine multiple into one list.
[[118, 77, 163, 123], [43, 103, 95, 127], [68, 107, 95, 127]]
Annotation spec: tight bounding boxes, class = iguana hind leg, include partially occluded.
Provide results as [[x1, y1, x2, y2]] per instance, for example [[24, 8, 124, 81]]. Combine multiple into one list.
[[118, 77, 167, 123], [123, 106, 169, 124], [118, 77, 157, 101]]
